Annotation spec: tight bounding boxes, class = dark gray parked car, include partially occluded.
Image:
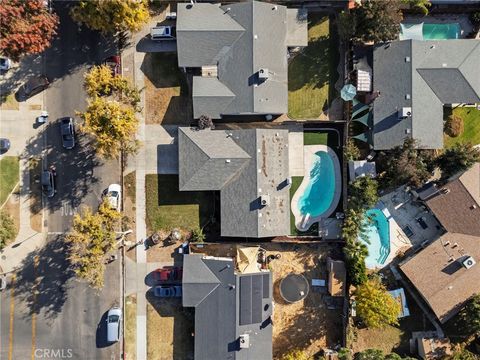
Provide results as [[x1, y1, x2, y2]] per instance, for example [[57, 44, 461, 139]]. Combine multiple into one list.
[[0, 138, 10, 153], [17, 76, 49, 100], [41, 170, 56, 198], [60, 117, 75, 149]]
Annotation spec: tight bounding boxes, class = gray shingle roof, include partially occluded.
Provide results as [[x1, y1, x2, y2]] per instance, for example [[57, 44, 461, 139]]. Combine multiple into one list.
[[177, 1, 307, 119], [372, 40, 480, 150], [182, 254, 273, 360], [178, 127, 290, 238]]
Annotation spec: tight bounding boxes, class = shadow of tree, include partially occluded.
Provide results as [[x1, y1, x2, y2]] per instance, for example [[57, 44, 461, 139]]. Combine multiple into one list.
[[14, 235, 74, 322]]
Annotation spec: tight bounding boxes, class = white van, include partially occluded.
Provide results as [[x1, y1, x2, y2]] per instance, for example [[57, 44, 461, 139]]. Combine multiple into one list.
[[150, 26, 175, 41], [106, 307, 122, 343]]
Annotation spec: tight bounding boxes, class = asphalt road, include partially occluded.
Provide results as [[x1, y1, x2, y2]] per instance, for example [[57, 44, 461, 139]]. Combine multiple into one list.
[[0, 236, 121, 360], [43, 1, 120, 233], [1, 3, 122, 360]]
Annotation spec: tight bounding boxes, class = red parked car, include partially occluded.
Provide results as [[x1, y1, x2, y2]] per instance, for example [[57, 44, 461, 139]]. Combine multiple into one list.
[[103, 55, 121, 76], [153, 267, 183, 283]]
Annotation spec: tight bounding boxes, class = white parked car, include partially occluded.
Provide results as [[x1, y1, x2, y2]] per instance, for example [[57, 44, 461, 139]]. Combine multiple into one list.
[[106, 307, 122, 343], [105, 184, 121, 211]]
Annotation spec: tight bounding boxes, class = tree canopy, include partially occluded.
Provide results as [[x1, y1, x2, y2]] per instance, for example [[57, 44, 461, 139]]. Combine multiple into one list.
[[0, 210, 16, 250], [352, 0, 403, 43], [355, 277, 401, 328], [66, 201, 120, 289], [457, 294, 480, 338], [377, 138, 435, 189], [0, 0, 59, 61], [436, 143, 480, 179], [71, 0, 149, 34], [79, 97, 139, 159], [348, 176, 379, 210]]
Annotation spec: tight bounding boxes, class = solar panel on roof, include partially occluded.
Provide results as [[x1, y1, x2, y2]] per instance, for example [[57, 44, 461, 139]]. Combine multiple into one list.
[[263, 273, 270, 298], [239, 276, 252, 326], [252, 275, 263, 324]]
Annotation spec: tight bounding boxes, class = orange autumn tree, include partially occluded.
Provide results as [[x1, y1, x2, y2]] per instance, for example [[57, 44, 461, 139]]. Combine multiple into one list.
[[0, 0, 59, 61]]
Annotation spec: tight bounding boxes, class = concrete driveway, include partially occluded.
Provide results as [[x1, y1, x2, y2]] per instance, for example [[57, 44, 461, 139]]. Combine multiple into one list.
[[145, 124, 178, 174]]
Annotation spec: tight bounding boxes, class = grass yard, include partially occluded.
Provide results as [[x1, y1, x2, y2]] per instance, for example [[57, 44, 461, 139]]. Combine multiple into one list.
[[0, 156, 19, 206], [0, 93, 19, 110], [444, 107, 480, 148], [145, 174, 214, 233], [146, 296, 194, 360], [142, 53, 191, 125], [125, 295, 137, 360], [288, 14, 339, 119], [124, 171, 136, 205]]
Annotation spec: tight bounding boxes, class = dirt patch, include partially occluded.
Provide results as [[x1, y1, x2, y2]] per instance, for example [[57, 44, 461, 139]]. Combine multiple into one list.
[[125, 294, 137, 360], [123, 171, 137, 262], [142, 53, 192, 125], [29, 158, 43, 232], [188, 241, 345, 359], [146, 232, 187, 264], [146, 295, 194, 360]]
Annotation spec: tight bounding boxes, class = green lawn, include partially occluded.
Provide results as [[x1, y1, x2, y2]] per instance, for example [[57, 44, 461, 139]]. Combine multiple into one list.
[[288, 14, 339, 119], [444, 107, 480, 148], [145, 174, 214, 232], [0, 156, 20, 206]]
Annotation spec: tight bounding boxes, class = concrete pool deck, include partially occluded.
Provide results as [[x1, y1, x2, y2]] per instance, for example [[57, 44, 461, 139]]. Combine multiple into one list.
[[291, 145, 341, 232]]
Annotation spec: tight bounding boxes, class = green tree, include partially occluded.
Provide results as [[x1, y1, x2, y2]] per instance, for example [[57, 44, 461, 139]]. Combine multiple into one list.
[[84, 65, 141, 109], [458, 294, 480, 338], [0, 0, 59, 61], [71, 0, 149, 34], [281, 349, 313, 360], [344, 239, 368, 285], [437, 143, 480, 179], [339, 348, 352, 360], [449, 346, 478, 360], [0, 210, 16, 250], [66, 201, 120, 289], [402, 0, 431, 16], [355, 349, 384, 360], [337, 11, 356, 42], [378, 138, 436, 189], [190, 228, 205, 243], [355, 277, 401, 328], [79, 97, 139, 159], [352, 0, 403, 43], [349, 176, 379, 210], [344, 139, 361, 161]]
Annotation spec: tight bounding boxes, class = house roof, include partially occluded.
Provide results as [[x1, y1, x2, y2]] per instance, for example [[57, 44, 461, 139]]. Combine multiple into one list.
[[400, 232, 480, 323], [182, 254, 273, 360], [426, 163, 480, 237], [372, 40, 480, 150], [178, 127, 290, 238], [177, 1, 307, 118]]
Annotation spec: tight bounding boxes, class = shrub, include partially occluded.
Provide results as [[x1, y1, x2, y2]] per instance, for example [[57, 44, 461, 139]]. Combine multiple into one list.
[[198, 115, 214, 130], [344, 139, 361, 161], [445, 114, 464, 138], [190, 228, 205, 243], [470, 12, 480, 27], [0, 210, 16, 250], [281, 349, 313, 360]]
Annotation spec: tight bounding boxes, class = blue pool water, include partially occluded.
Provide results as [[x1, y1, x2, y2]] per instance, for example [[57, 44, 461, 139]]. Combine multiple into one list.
[[359, 209, 391, 269], [298, 150, 336, 218], [400, 23, 460, 40]]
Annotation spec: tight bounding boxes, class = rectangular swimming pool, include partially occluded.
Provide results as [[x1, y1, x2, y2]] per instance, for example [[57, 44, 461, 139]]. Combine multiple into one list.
[[400, 22, 460, 40]]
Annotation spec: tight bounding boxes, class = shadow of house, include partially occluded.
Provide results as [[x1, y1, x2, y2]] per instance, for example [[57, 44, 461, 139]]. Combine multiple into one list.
[[146, 291, 195, 360]]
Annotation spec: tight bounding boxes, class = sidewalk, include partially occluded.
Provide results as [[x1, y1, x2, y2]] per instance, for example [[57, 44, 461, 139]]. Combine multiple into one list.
[[0, 158, 46, 274]]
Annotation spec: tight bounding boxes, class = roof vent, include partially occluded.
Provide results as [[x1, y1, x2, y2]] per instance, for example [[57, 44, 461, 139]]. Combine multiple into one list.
[[273, 5, 278, 10], [471, 204, 477, 209], [401, 107, 412, 118], [254, 34, 258, 40], [442, 63, 447, 67], [258, 68, 269, 80], [239, 334, 250, 348], [405, 56, 410, 62], [405, 128, 411, 134], [462, 256, 476, 269], [405, 94, 411, 100], [225, 159, 231, 164], [441, 188, 450, 195], [260, 194, 270, 207], [430, 45, 435, 49]]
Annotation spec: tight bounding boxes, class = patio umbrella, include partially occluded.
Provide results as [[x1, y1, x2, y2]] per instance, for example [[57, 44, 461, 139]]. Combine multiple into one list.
[[341, 84, 357, 101]]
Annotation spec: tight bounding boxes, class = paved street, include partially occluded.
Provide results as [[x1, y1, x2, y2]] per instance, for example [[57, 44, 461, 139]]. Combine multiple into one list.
[[43, 2, 119, 232], [0, 236, 121, 360]]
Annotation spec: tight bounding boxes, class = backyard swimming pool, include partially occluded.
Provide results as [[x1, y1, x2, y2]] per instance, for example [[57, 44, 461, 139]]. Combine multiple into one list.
[[359, 209, 391, 269], [400, 23, 460, 40], [291, 145, 341, 232]]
